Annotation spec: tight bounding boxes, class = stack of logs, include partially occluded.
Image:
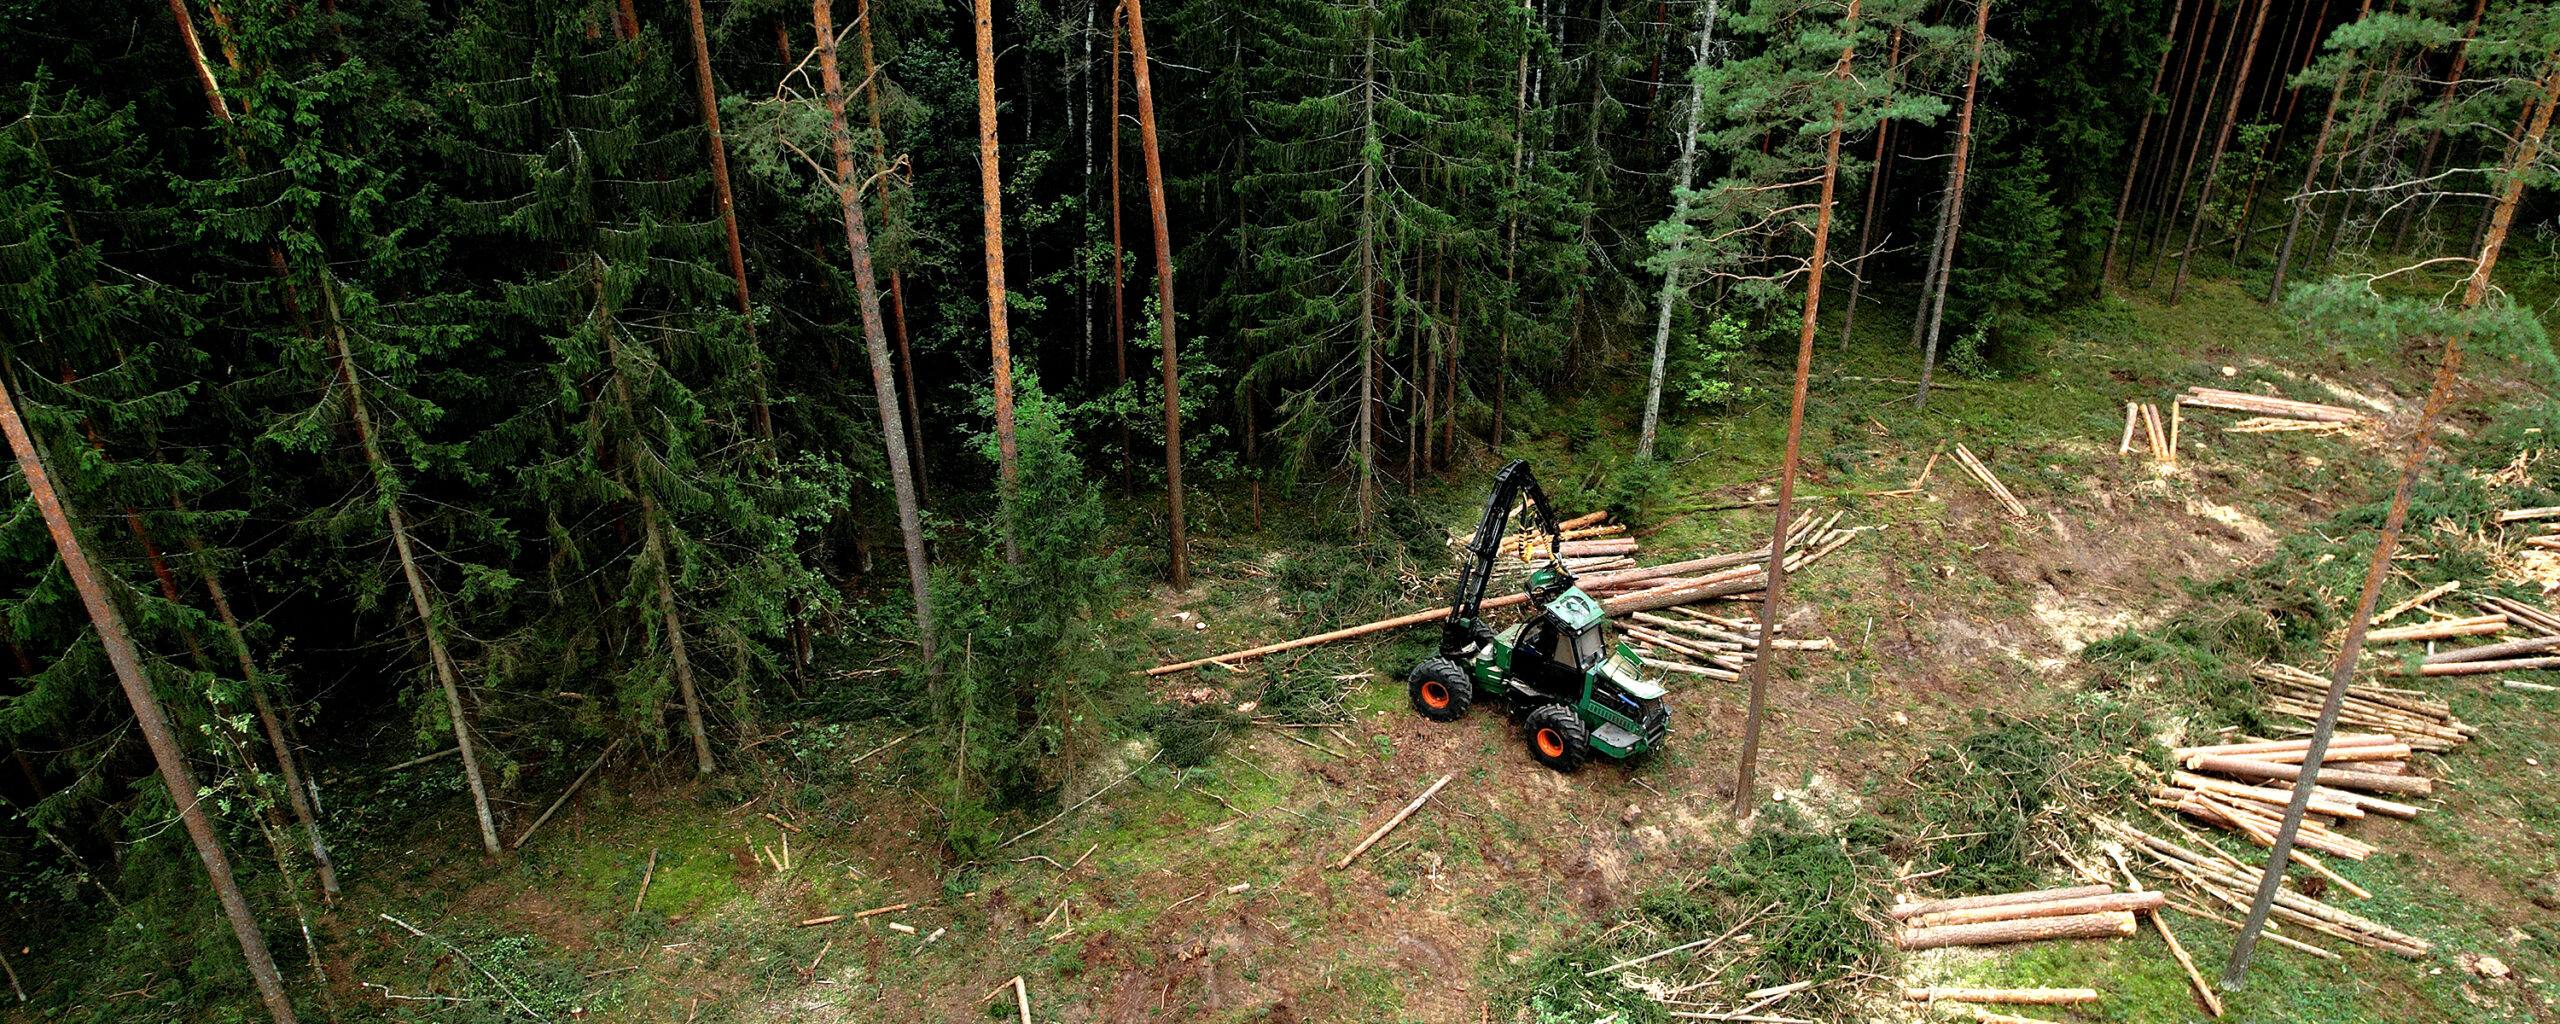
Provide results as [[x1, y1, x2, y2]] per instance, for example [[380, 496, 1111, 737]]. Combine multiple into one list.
[[2499, 505, 2560, 603], [1505, 510, 1639, 578], [1142, 511, 1863, 677], [1952, 444, 2031, 519], [2103, 818, 2431, 958], [2118, 401, 2177, 463], [1620, 608, 1834, 682], [1580, 510, 1861, 615], [2252, 664, 2474, 752], [1890, 885, 2157, 951], [2175, 385, 2367, 429]]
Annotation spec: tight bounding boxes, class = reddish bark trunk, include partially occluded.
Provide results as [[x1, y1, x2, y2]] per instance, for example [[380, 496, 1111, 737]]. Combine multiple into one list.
[[1128, 0, 1188, 589]]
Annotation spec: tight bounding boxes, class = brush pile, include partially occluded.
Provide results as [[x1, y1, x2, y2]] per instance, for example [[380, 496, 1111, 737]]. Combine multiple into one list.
[[1888, 885, 2155, 951], [2101, 818, 2431, 958]]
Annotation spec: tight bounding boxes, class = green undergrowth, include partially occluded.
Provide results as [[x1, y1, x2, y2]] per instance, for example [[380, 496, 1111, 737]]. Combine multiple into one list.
[[1892, 698, 2153, 894], [1513, 808, 1888, 1024]]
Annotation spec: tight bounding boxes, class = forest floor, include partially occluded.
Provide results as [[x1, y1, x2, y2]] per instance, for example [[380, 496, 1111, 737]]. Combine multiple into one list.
[[23, 265, 2560, 1024]]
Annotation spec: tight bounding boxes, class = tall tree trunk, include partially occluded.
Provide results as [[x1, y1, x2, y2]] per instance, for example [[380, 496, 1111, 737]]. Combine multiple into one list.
[[1356, 0, 1380, 538], [2099, 0, 2191, 293], [1841, 26, 1902, 339], [1738, 0, 1859, 816], [170, 0, 498, 856], [2267, 0, 2372, 302], [641, 494, 712, 773], [0, 370, 301, 1024], [1109, 13, 1131, 492], [2230, 0, 2338, 264], [817, 0, 937, 671], [2466, 57, 2560, 309], [596, 280, 716, 774], [970, 0, 1021, 563], [1127, 0, 1187, 589], [1494, 0, 1532, 447], [2169, 0, 2271, 302], [178, 518, 338, 899], [2136, 0, 2218, 268], [1915, 0, 1992, 409], [2147, 0, 2241, 287], [856, 0, 928, 504], [322, 281, 502, 856], [2391, 0, 2487, 252], [1637, 0, 1720, 460]]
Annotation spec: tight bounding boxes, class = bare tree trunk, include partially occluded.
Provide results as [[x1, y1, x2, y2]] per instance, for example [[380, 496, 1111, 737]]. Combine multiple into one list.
[[682, 0, 769, 436], [1841, 26, 1902, 338], [321, 282, 503, 856], [170, 0, 498, 857], [1638, 0, 1719, 460], [2466, 57, 2560, 309], [1737, 0, 1859, 816], [2169, 0, 2272, 303], [2136, 0, 2217, 269], [856, 0, 928, 504], [1109, 12, 1131, 491], [2146, 0, 2240, 287], [2230, 0, 2338, 264], [2100, 0, 2191, 293], [0, 370, 301, 1024], [1356, 0, 1380, 538], [1128, 0, 1187, 589], [970, 0, 1022, 564], [1915, 0, 1991, 409], [2267, 0, 2372, 303], [817, 0, 937, 670], [2392, 0, 2487, 252], [179, 523, 338, 899], [1494, 1, 1532, 447]]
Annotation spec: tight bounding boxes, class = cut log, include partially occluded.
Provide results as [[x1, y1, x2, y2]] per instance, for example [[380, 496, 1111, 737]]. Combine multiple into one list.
[[1896, 910, 2137, 950], [2183, 754, 2432, 796], [2175, 387, 2364, 423], [1887, 884, 2112, 921], [1952, 443, 2030, 518], [1902, 988, 2098, 1005], [1907, 890, 2163, 928], [1333, 773, 1453, 870], [2418, 656, 2560, 676], [2375, 581, 2461, 625], [2363, 614, 2505, 644], [2171, 734, 2398, 759], [2168, 772, 2364, 819], [2497, 506, 2560, 522]]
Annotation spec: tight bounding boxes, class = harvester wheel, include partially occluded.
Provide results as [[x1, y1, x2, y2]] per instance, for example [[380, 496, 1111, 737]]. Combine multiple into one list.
[[1407, 657, 1474, 722], [1523, 704, 1590, 772]]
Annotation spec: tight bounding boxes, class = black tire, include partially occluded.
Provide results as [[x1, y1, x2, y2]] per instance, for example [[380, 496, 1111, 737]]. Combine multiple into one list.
[[1408, 656, 1474, 722], [1523, 704, 1591, 772]]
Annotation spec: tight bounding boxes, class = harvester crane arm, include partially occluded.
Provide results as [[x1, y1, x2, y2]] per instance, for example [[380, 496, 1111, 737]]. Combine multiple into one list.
[[1442, 460, 1565, 655]]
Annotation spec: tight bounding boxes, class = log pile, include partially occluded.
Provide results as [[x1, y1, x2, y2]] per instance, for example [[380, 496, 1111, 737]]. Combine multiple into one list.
[[1888, 885, 2152, 951], [2251, 664, 2473, 753], [2101, 819, 2432, 958], [1504, 510, 1640, 577], [1621, 608, 1835, 682], [1952, 444, 2031, 518], [2118, 401, 2177, 463], [1143, 511, 1864, 676], [2174, 386, 2367, 424]]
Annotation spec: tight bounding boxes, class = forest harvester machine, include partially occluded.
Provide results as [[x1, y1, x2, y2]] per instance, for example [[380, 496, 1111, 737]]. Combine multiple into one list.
[[1406, 460, 1668, 771]]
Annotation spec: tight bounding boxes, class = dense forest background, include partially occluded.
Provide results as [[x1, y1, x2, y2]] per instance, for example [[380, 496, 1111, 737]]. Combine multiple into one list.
[[0, 0, 2553, 1017]]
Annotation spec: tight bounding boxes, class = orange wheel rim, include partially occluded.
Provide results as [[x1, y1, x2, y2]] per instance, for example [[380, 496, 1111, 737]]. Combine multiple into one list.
[[1420, 680, 1450, 710], [1536, 728, 1565, 758]]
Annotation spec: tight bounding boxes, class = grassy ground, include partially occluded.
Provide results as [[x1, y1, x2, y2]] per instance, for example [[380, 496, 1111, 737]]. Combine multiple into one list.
[[17, 260, 2560, 1023]]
